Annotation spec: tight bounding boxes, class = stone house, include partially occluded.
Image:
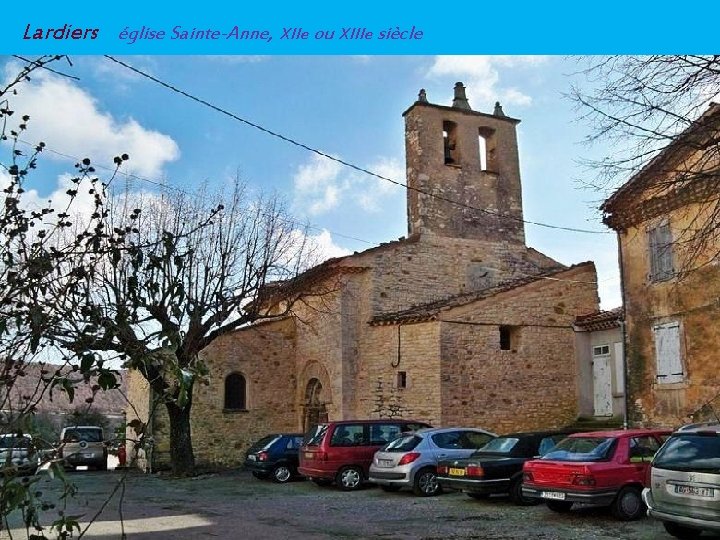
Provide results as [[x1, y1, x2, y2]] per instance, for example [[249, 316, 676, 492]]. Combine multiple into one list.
[[602, 103, 720, 427], [573, 308, 624, 421], [127, 83, 600, 468]]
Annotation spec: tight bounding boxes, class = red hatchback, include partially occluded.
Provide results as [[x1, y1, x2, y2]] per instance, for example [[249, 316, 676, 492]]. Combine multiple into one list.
[[522, 429, 670, 520], [299, 419, 431, 491]]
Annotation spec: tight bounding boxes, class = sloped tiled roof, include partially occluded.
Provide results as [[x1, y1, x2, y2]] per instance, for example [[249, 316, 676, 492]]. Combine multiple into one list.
[[574, 306, 623, 332], [370, 262, 594, 325], [2, 363, 127, 416]]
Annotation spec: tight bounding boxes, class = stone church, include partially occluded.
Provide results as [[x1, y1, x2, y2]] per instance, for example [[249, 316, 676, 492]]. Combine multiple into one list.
[[128, 83, 600, 467]]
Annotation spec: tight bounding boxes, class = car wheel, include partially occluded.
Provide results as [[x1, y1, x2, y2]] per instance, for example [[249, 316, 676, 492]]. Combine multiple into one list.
[[272, 465, 292, 483], [380, 485, 402, 493], [663, 522, 702, 539], [312, 478, 333, 487], [413, 468, 442, 497], [336, 466, 363, 491], [611, 486, 644, 521], [510, 478, 538, 506], [466, 492, 490, 500], [546, 500, 574, 513]]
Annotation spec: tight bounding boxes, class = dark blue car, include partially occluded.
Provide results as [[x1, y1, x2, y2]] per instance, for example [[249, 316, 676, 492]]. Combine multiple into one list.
[[244, 433, 305, 483]]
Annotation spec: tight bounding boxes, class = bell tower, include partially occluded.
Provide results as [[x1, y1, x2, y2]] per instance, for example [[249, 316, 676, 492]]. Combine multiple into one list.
[[403, 82, 526, 244]]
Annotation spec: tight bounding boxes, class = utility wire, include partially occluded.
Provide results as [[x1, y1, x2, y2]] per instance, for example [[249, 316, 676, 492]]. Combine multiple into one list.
[[103, 55, 611, 236], [16, 138, 376, 247]]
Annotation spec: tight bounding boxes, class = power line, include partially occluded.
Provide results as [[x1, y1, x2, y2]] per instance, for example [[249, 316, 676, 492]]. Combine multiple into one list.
[[16, 139, 376, 247], [103, 55, 611, 236]]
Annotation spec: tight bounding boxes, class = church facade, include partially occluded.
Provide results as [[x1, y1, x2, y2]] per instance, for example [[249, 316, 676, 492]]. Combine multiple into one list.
[[127, 83, 600, 468]]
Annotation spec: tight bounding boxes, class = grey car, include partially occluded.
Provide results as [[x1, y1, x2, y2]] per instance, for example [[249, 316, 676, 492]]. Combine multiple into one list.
[[59, 426, 107, 470], [0, 434, 36, 474], [369, 427, 496, 496], [642, 423, 720, 539]]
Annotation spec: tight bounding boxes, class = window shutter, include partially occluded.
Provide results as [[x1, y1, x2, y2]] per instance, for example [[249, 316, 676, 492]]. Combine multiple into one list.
[[654, 322, 683, 384], [649, 224, 674, 281]]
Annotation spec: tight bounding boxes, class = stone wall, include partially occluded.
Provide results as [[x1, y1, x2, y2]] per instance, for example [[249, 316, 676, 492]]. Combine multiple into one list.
[[191, 317, 298, 466], [438, 263, 599, 434], [620, 202, 720, 427]]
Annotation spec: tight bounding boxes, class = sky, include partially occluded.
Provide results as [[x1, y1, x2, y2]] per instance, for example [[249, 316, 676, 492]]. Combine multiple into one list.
[[0, 55, 622, 308]]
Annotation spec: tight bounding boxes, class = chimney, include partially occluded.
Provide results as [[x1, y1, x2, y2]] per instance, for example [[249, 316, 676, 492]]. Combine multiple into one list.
[[452, 82, 471, 110]]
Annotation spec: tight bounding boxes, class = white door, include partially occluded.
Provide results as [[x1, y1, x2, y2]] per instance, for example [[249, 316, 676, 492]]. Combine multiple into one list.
[[593, 355, 613, 416]]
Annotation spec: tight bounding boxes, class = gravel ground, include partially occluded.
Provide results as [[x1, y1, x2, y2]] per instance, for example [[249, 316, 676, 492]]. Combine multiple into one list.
[[2, 470, 717, 539]]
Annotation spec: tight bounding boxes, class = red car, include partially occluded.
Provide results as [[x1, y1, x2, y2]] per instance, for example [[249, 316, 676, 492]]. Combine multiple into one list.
[[299, 419, 431, 491], [522, 429, 670, 520]]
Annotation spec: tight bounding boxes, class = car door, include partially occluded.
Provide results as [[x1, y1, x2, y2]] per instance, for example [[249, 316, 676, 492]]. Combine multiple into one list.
[[430, 430, 474, 463], [628, 435, 661, 485]]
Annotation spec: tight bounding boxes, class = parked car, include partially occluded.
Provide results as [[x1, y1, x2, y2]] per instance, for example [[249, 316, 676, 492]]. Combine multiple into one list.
[[642, 424, 720, 539], [522, 428, 670, 520], [369, 427, 496, 496], [0, 433, 37, 474], [244, 433, 305, 483], [437, 430, 577, 504], [58, 426, 107, 470], [299, 419, 431, 491]]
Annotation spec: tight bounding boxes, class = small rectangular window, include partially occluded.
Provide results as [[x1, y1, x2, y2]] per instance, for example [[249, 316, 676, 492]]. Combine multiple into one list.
[[396, 371, 407, 389], [654, 321, 684, 384], [499, 325, 519, 351], [593, 345, 610, 356], [649, 223, 674, 282]]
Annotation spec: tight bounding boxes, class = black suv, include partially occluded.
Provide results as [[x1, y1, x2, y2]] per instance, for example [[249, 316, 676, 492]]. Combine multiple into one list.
[[244, 433, 305, 483]]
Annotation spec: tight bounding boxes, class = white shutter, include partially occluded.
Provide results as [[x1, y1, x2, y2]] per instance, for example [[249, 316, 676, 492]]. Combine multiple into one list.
[[654, 322, 683, 384]]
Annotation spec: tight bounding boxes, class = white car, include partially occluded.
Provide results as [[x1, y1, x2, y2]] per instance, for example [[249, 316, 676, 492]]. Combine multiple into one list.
[[0, 433, 37, 473]]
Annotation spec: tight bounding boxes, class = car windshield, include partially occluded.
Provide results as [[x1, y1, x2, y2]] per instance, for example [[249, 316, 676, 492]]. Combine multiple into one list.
[[383, 435, 422, 452], [0, 436, 31, 449], [305, 425, 328, 447], [63, 428, 103, 443], [474, 437, 519, 455], [541, 437, 616, 462], [249, 435, 279, 451], [653, 433, 720, 473]]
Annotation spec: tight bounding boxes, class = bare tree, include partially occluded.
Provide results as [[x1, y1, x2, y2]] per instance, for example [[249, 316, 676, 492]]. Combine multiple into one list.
[[572, 55, 720, 274], [51, 179, 319, 476]]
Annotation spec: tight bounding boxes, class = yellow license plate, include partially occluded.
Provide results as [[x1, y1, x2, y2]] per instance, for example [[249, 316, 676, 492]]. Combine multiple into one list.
[[304, 452, 313, 459], [449, 468, 466, 476]]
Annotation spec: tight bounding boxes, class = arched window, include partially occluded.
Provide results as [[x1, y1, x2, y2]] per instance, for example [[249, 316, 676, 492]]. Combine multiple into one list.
[[224, 373, 247, 410]]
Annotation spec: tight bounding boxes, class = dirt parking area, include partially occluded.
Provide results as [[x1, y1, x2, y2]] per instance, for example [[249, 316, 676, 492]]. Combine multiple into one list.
[[2, 470, 715, 539]]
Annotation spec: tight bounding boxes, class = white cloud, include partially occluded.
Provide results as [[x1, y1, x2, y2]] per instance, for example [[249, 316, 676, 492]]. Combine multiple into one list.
[[356, 157, 405, 212], [426, 56, 547, 109], [3, 64, 179, 178], [305, 229, 352, 260], [292, 154, 345, 215], [292, 154, 404, 215]]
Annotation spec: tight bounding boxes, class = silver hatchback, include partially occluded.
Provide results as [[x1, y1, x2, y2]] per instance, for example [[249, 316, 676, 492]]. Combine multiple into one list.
[[642, 423, 720, 538], [369, 427, 495, 496]]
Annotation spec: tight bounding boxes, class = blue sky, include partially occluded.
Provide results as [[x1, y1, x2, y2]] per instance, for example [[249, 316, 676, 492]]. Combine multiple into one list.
[[1, 55, 621, 308]]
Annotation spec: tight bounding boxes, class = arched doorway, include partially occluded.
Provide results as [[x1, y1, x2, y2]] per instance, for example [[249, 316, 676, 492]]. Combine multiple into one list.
[[303, 378, 328, 433]]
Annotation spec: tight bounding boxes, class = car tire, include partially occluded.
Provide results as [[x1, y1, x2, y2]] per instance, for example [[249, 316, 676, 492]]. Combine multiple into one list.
[[380, 485, 402, 493], [413, 468, 442, 497], [663, 521, 702, 539], [510, 478, 538, 506], [272, 465, 292, 483], [336, 466, 363, 491], [546, 500, 574, 513], [466, 492, 490, 500], [611, 486, 644, 521]]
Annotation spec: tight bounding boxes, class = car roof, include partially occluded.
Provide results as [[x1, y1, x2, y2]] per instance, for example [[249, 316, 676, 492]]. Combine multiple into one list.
[[62, 426, 103, 430], [568, 428, 671, 438], [674, 423, 720, 435], [414, 427, 496, 436], [323, 419, 430, 426], [497, 431, 578, 439]]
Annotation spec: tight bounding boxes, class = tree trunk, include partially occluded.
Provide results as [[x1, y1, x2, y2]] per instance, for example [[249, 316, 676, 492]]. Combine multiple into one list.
[[165, 398, 195, 476]]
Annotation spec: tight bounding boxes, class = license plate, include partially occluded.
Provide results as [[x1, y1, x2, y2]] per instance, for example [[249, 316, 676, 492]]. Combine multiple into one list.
[[378, 459, 393, 467], [449, 468, 466, 476], [674, 484, 715, 498], [541, 491, 566, 500], [248, 455, 256, 461], [305, 452, 313, 459]]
